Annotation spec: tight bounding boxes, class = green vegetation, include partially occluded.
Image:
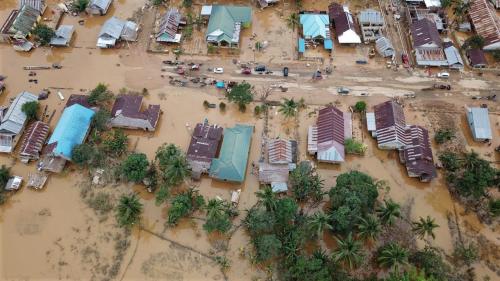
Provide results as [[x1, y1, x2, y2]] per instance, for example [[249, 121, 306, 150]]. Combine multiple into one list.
[[434, 128, 455, 144], [492, 50, 500, 62], [462, 35, 485, 50], [33, 24, 55, 46], [152, 0, 165, 6], [377, 242, 409, 273], [91, 109, 110, 132], [88, 83, 113, 105], [344, 138, 366, 155], [166, 188, 205, 225], [226, 82, 253, 112], [87, 192, 113, 215], [116, 193, 143, 227], [219, 102, 226, 111], [489, 199, 500, 217], [182, 0, 192, 8], [72, 0, 89, 12], [356, 214, 381, 242], [121, 153, 149, 183], [376, 199, 401, 226], [279, 98, 299, 118], [0, 165, 11, 205], [453, 243, 478, 266], [286, 13, 299, 31], [289, 161, 324, 203], [155, 144, 190, 187], [72, 143, 100, 167], [21, 101, 39, 121], [410, 247, 453, 281], [203, 100, 210, 109], [353, 101, 367, 112], [203, 199, 235, 234], [103, 129, 128, 156], [412, 216, 439, 240], [332, 233, 364, 269]]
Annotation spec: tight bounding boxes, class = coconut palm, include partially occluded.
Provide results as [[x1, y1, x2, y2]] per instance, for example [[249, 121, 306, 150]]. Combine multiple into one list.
[[155, 143, 181, 169], [286, 13, 300, 31], [377, 199, 401, 226], [164, 155, 190, 186], [256, 186, 277, 211], [412, 216, 439, 240], [377, 243, 409, 273], [278, 98, 299, 118], [332, 233, 364, 269], [116, 194, 143, 227], [308, 212, 333, 238], [205, 198, 227, 218], [357, 215, 381, 241]]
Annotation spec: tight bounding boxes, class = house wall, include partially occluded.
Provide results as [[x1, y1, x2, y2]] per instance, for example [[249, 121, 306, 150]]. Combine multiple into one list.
[[110, 115, 153, 131]]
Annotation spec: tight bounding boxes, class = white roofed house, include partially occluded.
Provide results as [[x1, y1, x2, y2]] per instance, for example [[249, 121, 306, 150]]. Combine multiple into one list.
[[0, 91, 38, 153], [50, 25, 74, 47], [329, 3, 362, 44], [96, 17, 138, 48], [87, 0, 113, 15]]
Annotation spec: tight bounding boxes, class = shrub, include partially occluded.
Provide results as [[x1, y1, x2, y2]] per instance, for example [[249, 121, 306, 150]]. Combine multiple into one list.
[[33, 24, 55, 46], [354, 101, 367, 112], [345, 138, 367, 154], [489, 199, 500, 217], [203, 100, 210, 109], [21, 101, 39, 121], [219, 102, 226, 111], [434, 128, 455, 144]]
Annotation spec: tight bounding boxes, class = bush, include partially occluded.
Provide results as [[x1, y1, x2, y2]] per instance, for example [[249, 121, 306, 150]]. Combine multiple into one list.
[[91, 109, 110, 132], [226, 82, 253, 111], [489, 199, 500, 217], [254, 105, 262, 116], [72, 143, 95, 166], [434, 128, 455, 144], [72, 0, 89, 12], [203, 100, 210, 109], [219, 102, 226, 111], [462, 35, 485, 50], [33, 24, 55, 46], [344, 138, 366, 154], [253, 234, 282, 262], [453, 243, 478, 266], [87, 192, 113, 215], [88, 83, 113, 105], [354, 101, 367, 112], [104, 129, 128, 156], [21, 101, 39, 121], [492, 50, 500, 62], [152, 0, 164, 5]]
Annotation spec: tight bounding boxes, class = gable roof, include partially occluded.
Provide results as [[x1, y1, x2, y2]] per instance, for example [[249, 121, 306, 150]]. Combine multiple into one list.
[[19, 0, 46, 13], [187, 122, 224, 164], [156, 8, 182, 42], [19, 120, 49, 158], [328, 3, 361, 43], [374, 100, 408, 148], [209, 124, 253, 182], [359, 9, 384, 25], [111, 95, 160, 128], [50, 25, 74, 46], [300, 13, 329, 39], [206, 5, 251, 43], [411, 18, 442, 47], [469, 0, 500, 49], [0, 91, 37, 135], [89, 0, 112, 10], [467, 48, 487, 66], [99, 16, 125, 39], [444, 45, 464, 68], [401, 125, 437, 181], [45, 104, 95, 160], [467, 107, 492, 140], [316, 106, 348, 162], [268, 138, 296, 164], [9, 4, 39, 37]]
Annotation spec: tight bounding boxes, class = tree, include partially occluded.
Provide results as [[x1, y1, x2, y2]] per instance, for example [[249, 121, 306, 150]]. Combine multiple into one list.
[[104, 129, 128, 156], [377, 243, 409, 272], [289, 161, 324, 202], [492, 50, 500, 62], [434, 128, 454, 144], [308, 212, 332, 238], [410, 247, 452, 281], [462, 35, 484, 50], [356, 215, 381, 242], [441, 0, 453, 8], [0, 165, 11, 188], [152, 0, 164, 6], [412, 216, 439, 240], [155, 143, 181, 169], [243, 207, 275, 236], [453, 0, 471, 22], [332, 233, 364, 269], [256, 186, 277, 212], [438, 152, 460, 171], [155, 184, 170, 205], [453, 243, 478, 266], [287, 13, 299, 31], [489, 199, 500, 217], [71, 143, 95, 166], [274, 198, 298, 231], [182, 0, 192, 8], [285, 255, 332, 281], [33, 24, 55, 46], [73, 0, 89, 12], [88, 83, 113, 105], [253, 234, 282, 262], [279, 98, 299, 118], [21, 101, 39, 121], [116, 194, 143, 227], [353, 101, 367, 113], [167, 188, 205, 225], [226, 82, 253, 111], [203, 199, 233, 234], [91, 109, 110, 132], [121, 153, 149, 182], [377, 199, 401, 226], [163, 154, 190, 186]]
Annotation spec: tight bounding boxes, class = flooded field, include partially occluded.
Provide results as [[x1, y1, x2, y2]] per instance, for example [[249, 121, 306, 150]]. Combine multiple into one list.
[[0, 0, 499, 280]]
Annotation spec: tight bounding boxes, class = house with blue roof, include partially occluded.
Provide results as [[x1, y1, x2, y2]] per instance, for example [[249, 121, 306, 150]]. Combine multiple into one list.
[[40, 104, 95, 172], [298, 13, 333, 53], [466, 107, 492, 142], [209, 124, 253, 183], [204, 5, 251, 48]]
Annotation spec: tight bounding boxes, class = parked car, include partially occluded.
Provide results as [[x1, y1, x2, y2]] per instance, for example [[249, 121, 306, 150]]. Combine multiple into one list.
[[437, 72, 449, 78], [283, 67, 289, 77], [254, 65, 266, 72], [241, 68, 251, 75], [337, 87, 350, 95], [213, 67, 224, 74]]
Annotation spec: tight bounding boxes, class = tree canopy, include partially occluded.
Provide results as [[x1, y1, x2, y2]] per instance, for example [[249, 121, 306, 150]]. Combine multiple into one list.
[[91, 109, 110, 132], [167, 188, 205, 225], [88, 83, 113, 105], [33, 24, 55, 45], [116, 193, 143, 227], [289, 161, 324, 203], [121, 153, 149, 182], [226, 82, 253, 111], [21, 101, 39, 121]]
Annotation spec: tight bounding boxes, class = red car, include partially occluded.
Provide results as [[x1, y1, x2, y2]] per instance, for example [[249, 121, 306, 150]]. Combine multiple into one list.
[[241, 68, 251, 75], [401, 53, 410, 68]]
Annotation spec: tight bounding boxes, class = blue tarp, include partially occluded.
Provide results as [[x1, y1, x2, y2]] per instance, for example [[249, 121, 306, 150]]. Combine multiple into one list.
[[216, 81, 225, 88], [47, 104, 95, 160], [324, 39, 333, 50], [298, 38, 305, 53]]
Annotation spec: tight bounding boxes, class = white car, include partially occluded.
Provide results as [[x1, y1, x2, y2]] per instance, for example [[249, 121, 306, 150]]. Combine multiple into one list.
[[437, 72, 449, 78], [213, 67, 224, 74]]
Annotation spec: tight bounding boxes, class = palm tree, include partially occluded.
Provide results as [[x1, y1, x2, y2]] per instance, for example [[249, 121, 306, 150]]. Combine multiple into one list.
[[256, 186, 277, 211], [377, 243, 409, 273], [332, 233, 364, 269], [205, 198, 227, 218], [278, 98, 299, 118], [377, 199, 401, 226], [116, 194, 143, 227], [164, 155, 190, 186], [286, 13, 299, 31], [412, 216, 439, 240], [155, 143, 181, 169], [308, 212, 333, 238], [357, 215, 381, 242]]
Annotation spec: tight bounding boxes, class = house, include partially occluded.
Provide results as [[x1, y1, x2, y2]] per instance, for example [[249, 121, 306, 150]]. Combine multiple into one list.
[[156, 8, 183, 43], [443, 42, 464, 70], [373, 100, 407, 150], [329, 3, 361, 44], [410, 18, 448, 66], [268, 138, 297, 165], [399, 125, 437, 182], [375, 36, 395, 57], [0, 5, 40, 42], [40, 104, 95, 172], [466, 107, 492, 141], [205, 5, 252, 48], [358, 9, 384, 42], [5, 176, 23, 191], [257, 0, 279, 8], [209, 124, 253, 182], [467, 48, 487, 68], [50, 25, 74, 47], [469, 0, 500, 50], [110, 95, 160, 131], [18, 121, 49, 163], [19, 0, 46, 14], [0, 91, 38, 153], [87, 0, 112, 15], [258, 163, 289, 193], [187, 121, 223, 180], [96, 17, 138, 48], [299, 13, 333, 50], [308, 106, 352, 163]]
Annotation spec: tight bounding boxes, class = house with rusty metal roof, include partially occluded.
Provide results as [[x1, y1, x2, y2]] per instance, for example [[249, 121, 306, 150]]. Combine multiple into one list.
[[19, 120, 49, 163], [466, 48, 487, 68], [268, 138, 297, 165], [308, 106, 352, 163], [373, 101, 408, 150], [209, 124, 253, 182], [0, 91, 38, 153], [329, 3, 361, 44], [87, 0, 112, 15], [469, 0, 500, 50], [187, 121, 223, 180], [258, 163, 289, 193], [410, 18, 447, 66], [399, 125, 436, 182], [110, 95, 160, 131]]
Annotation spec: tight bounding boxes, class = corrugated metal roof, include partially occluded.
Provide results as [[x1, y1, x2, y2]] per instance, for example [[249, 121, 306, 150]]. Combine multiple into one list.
[[467, 48, 487, 66], [19, 120, 49, 159], [423, 0, 441, 7], [50, 25, 74, 46], [99, 16, 125, 39], [358, 9, 384, 25], [374, 101, 408, 149], [401, 125, 436, 181], [411, 18, 442, 47], [366, 112, 376, 131], [0, 91, 37, 135], [467, 107, 492, 140], [9, 4, 39, 37], [300, 13, 329, 39], [329, 3, 361, 43], [187, 122, 223, 169], [469, 0, 500, 50], [268, 138, 295, 164], [206, 6, 251, 44], [314, 106, 348, 162], [258, 163, 289, 184], [375, 36, 395, 57], [90, 0, 112, 10], [444, 45, 464, 68], [19, 0, 45, 13], [156, 8, 182, 42]]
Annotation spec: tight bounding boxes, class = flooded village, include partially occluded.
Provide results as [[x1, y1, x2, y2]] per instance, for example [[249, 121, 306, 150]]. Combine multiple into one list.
[[0, 0, 499, 281]]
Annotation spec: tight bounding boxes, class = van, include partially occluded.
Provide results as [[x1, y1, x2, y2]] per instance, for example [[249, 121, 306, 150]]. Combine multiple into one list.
[[437, 72, 449, 78]]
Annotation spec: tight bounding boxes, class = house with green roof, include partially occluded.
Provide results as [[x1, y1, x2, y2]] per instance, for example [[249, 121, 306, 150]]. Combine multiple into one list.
[[209, 124, 253, 182], [204, 5, 251, 48], [0, 5, 40, 43]]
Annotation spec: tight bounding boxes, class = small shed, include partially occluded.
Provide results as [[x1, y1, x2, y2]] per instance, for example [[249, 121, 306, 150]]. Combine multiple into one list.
[[466, 107, 492, 142], [298, 38, 305, 53], [5, 176, 23, 191], [467, 49, 487, 68], [50, 25, 74, 47], [366, 112, 376, 137], [201, 5, 212, 17], [258, 163, 289, 193], [444, 44, 464, 70], [87, 0, 112, 15], [19, 120, 50, 163], [375, 37, 395, 58]]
